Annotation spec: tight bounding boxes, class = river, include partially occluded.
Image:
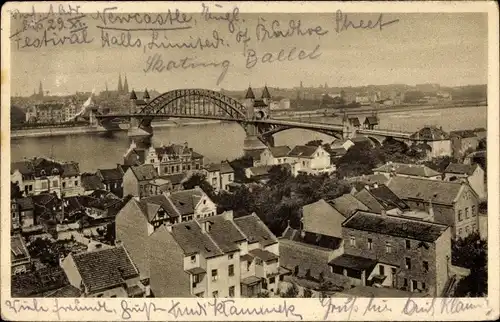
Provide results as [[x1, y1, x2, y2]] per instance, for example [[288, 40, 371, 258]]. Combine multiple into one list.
[[11, 106, 487, 172]]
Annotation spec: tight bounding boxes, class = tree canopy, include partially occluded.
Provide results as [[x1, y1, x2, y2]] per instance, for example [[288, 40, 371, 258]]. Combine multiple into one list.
[[452, 232, 487, 297]]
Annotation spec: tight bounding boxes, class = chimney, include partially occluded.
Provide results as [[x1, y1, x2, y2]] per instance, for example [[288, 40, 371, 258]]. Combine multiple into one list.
[[373, 184, 378, 189], [222, 210, 234, 221], [365, 185, 370, 190], [427, 199, 434, 221], [381, 209, 387, 216], [300, 230, 306, 238], [201, 221, 212, 233], [115, 239, 122, 246]]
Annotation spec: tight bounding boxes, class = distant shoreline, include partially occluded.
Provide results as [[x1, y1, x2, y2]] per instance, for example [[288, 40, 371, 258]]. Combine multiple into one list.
[[10, 104, 486, 139]]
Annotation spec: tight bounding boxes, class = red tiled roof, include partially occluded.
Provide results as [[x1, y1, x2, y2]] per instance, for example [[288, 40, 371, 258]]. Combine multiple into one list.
[[171, 221, 223, 258], [288, 145, 318, 158], [131, 164, 157, 181], [198, 215, 246, 253]]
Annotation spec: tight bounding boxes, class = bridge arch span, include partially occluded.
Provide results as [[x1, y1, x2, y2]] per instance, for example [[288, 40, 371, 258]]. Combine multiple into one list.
[[138, 89, 248, 120], [259, 125, 344, 141]]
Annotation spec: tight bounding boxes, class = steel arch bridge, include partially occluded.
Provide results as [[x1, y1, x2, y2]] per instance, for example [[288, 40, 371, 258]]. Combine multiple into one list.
[[96, 88, 347, 144]]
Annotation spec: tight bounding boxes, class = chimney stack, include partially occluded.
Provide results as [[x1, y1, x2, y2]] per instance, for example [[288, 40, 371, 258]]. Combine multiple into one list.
[[381, 209, 387, 216]]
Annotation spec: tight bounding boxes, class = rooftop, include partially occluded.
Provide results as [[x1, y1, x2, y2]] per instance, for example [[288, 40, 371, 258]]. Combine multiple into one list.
[[98, 168, 124, 181], [373, 162, 441, 178], [198, 214, 246, 253], [170, 221, 223, 258], [71, 246, 139, 293], [234, 213, 278, 247], [130, 164, 157, 181], [329, 254, 378, 271], [288, 145, 318, 158], [355, 184, 410, 212], [281, 226, 342, 250], [11, 157, 80, 179], [11, 235, 30, 264], [159, 173, 187, 185], [267, 146, 291, 158], [343, 211, 449, 242], [449, 130, 477, 139], [387, 176, 467, 205], [444, 163, 479, 176], [249, 248, 279, 262], [204, 161, 234, 174], [328, 194, 369, 218]]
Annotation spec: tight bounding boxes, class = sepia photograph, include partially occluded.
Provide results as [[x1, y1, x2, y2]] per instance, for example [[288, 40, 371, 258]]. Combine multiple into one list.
[[2, 1, 499, 321]]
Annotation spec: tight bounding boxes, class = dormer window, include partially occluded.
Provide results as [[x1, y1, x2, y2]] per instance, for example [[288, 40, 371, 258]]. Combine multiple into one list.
[[40, 170, 46, 176], [191, 255, 196, 263]]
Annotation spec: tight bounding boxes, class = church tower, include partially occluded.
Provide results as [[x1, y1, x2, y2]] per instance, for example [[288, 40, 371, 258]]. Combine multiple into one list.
[[244, 86, 255, 119], [118, 74, 123, 93], [123, 75, 129, 93], [261, 85, 271, 106], [39, 81, 44, 97]]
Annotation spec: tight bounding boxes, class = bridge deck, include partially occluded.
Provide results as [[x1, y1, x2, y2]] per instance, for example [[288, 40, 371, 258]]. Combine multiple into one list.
[[357, 128, 413, 138]]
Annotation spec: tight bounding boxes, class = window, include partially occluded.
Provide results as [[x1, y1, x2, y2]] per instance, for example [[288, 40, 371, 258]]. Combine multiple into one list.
[[466, 226, 470, 235], [211, 269, 218, 281], [150, 159, 154, 163], [191, 255, 196, 263], [228, 254, 234, 260], [405, 240, 411, 249], [422, 282, 426, 290], [97, 294, 103, 297], [187, 165, 191, 170], [110, 295, 117, 298], [458, 210, 463, 221], [212, 291, 218, 297], [367, 238, 373, 250], [349, 236, 356, 247], [74, 180, 78, 186], [385, 242, 392, 253], [379, 265, 385, 276], [256, 258, 263, 266], [465, 207, 469, 219], [472, 205, 476, 217], [423, 261, 429, 272], [247, 261, 251, 271], [473, 224, 477, 232], [176, 165, 180, 172], [193, 274, 201, 284], [228, 264, 234, 276], [52, 180, 58, 187], [405, 257, 412, 269], [459, 228, 463, 236], [195, 164, 200, 170], [269, 277, 275, 284], [228, 174, 233, 182], [404, 278, 408, 287], [412, 280, 418, 291], [229, 286, 235, 297]]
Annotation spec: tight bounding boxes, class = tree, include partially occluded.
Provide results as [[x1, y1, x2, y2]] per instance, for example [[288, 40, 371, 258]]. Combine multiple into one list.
[[305, 140, 323, 147], [336, 141, 382, 178], [27, 238, 59, 267], [478, 138, 486, 150], [452, 232, 487, 297], [11, 182, 23, 199], [256, 292, 270, 298], [303, 288, 313, 298], [281, 283, 299, 298]]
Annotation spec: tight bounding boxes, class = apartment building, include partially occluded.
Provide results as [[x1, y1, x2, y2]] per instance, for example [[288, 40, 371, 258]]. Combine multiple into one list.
[[387, 176, 479, 239], [11, 157, 84, 198], [287, 145, 335, 175], [257, 146, 292, 166], [330, 211, 451, 296], [115, 187, 217, 282]]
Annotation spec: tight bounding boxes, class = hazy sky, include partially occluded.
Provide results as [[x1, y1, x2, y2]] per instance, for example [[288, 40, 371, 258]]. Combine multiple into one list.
[[9, 9, 488, 95]]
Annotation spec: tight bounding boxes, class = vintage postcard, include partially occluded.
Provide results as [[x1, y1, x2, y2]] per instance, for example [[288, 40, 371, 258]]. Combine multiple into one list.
[[1, 1, 499, 321]]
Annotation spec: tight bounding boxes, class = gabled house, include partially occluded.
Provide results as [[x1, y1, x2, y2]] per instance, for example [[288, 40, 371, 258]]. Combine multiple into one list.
[[122, 164, 158, 198], [363, 116, 379, 129], [387, 176, 479, 239], [443, 163, 486, 201], [81, 173, 105, 193], [409, 126, 452, 158], [287, 145, 334, 175], [449, 130, 480, 158], [258, 146, 291, 166], [61, 245, 145, 297], [97, 166, 126, 197], [204, 161, 235, 192]]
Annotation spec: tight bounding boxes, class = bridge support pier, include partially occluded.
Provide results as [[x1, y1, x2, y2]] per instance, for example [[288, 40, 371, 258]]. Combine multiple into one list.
[[243, 123, 268, 158], [128, 117, 153, 150]]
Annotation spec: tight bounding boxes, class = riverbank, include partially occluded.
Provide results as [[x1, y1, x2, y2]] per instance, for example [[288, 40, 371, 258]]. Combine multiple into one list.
[[11, 119, 222, 139]]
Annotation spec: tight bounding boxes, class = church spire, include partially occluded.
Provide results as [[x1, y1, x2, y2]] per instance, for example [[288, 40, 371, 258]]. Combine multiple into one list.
[[118, 74, 123, 93], [123, 75, 129, 93], [39, 81, 44, 97]]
